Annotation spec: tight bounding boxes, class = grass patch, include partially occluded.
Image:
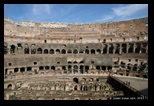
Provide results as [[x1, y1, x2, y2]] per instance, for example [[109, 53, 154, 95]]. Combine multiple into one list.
[[4, 80, 10, 84]]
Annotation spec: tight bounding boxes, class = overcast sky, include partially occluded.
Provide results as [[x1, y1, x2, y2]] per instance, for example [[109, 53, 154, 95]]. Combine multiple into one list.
[[4, 4, 148, 23]]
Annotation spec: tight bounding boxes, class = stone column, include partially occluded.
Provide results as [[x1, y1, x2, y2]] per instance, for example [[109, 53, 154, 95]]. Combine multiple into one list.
[[133, 43, 136, 53], [119, 43, 122, 54], [29, 47, 31, 54], [107, 44, 109, 54], [126, 43, 129, 53], [78, 65, 80, 74], [113, 44, 116, 54], [25, 67, 27, 72], [140, 43, 142, 53], [18, 68, 20, 73], [66, 66, 68, 74], [83, 66, 85, 74], [146, 44, 148, 53], [71, 66, 73, 74], [8, 47, 11, 55]]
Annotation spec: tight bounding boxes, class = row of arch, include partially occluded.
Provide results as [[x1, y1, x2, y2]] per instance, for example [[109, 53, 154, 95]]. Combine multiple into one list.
[[5, 61, 147, 75], [5, 44, 147, 54]]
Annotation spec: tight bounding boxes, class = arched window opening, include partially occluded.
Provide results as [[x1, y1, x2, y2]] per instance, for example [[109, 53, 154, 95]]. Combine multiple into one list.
[[73, 61, 78, 64], [10, 45, 16, 54], [14, 68, 18, 73], [27, 67, 32, 71], [67, 49, 72, 54], [73, 65, 78, 73], [133, 64, 138, 71], [122, 44, 127, 53], [121, 61, 126, 68], [73, 49, 78, 54], [51, 66, 55, 70], [50, 49, 54, 54], [107, 66, 112, 71], [91, 49, 95, 54], [7, 84, 12, 89], [68, 61, 72, 64], [73, 78, 79, 83], [37, 48, 42, 54], [74, 85, 78, 91], [85, 49, 89, 54], [79, 49, 84, 53], [103, 45, 107, 54], [62, 49, 66, 54], [109, 45, 114, 54], [20, 67, 25, 72], [44, 49, 48, 54], [128, 44, 133, 53], [39, 66, 44, 70], [45, 66, 49, 70], [102, 66, 106, 70], [97, 49, 101, 54], [56, 49, 60, 54], [80, 65, 83, 74], [4, 45, 8, 54], [96, 66, 100, 70]]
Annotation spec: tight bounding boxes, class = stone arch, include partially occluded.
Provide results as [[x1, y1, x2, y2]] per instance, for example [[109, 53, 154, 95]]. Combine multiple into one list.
[[37, 48, 42, 54], [44, 49, 48, 54], [79, 49, 84, 53], [31, 44, 36, 54], [109, 44, 114, 54], [61, 49, 66, 54], [73, 65, 78, 73], [85, 49, 89, 54], [103, 44, 107, 54], [115, 44, 120, 54], [128, 43, 133, 53], [80, 65, 84, 74], [135, 43, 141, 53], [73, 49, 78, 54], [74, 85, 78, 91], [56, 49, 60, 54], [141, 48, 146, 53], [24, 44, 29, 54], [10, 45, 16, 54], [133, 64, 138, 71], [7, 84, 12, 89], [67, 49, 72, 54], [73, 61, 78, 64], [14, 68, 18, 73], [20, 67, 25, 72], [51, 66, 55, 70], [50, 49, 54, 54], [39, 66, 44, 70], [73, 77, 79, 83], [122, 44, 127, 53], [97, 49, 101, 54], [68, 61, 72, 64], [121, 61, 126, 68], [91, 49, 95, 54]]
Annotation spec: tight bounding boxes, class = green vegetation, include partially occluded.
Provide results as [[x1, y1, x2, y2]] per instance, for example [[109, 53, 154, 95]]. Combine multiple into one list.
[[4, 80, 10, 84]]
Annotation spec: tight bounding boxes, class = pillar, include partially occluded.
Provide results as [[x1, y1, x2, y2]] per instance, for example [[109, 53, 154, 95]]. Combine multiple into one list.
[[78, 65, 80, 74], [71, 66, 73, 74], [18, 68, 20, 73], [8, 47, 10, 55], [126, 43, 129, 53], [119, 43, 122, 54], [107, 44, 109, 54], [133, 43, 136, 53]]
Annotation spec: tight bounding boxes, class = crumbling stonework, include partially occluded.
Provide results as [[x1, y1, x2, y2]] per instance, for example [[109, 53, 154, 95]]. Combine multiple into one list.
[[4, 17, 148, 100]]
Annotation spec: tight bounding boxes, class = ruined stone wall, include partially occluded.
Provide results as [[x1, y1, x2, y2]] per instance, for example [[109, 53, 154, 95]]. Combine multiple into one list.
[[4, 17, 148, 100]]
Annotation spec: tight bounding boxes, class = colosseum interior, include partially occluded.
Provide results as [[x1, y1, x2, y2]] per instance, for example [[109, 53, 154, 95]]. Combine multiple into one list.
[[4, 17, 148, 100]]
